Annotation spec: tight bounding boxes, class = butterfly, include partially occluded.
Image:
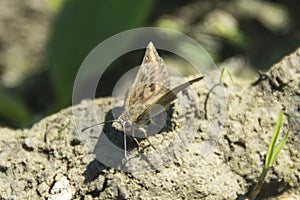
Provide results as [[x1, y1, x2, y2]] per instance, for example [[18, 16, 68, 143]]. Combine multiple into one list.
[[82, 42, 204, 156], [110, 42, 204, 154]]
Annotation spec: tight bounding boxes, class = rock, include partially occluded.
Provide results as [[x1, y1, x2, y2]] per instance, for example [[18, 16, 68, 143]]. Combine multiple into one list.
[[48, 176, 74, 200]]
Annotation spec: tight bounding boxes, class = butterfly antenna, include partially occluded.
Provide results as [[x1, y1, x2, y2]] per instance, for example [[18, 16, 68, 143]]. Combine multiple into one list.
[[81, 120, 118, 132]]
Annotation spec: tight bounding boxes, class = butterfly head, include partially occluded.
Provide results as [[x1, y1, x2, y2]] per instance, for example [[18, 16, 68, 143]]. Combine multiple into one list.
[[112, 118, 133, 133], [123, 121, 132, 133]]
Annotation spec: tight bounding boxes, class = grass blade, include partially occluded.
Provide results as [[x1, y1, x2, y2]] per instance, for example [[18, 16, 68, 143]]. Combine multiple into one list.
[[264, 111, 283, 169]]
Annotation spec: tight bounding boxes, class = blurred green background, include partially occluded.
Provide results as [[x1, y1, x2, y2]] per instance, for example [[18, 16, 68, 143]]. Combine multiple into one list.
[[0, 0, 299, 128]]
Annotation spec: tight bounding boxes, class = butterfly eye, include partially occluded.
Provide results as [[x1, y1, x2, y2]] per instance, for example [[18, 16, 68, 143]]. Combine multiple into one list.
[[124, 121, 132, 132]]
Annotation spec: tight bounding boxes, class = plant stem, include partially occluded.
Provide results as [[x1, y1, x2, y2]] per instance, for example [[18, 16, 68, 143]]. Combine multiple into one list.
[[248, 167, 270, 200]]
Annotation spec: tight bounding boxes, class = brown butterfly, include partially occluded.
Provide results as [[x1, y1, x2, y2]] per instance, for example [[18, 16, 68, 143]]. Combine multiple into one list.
[[111, 42, 204, 152], [83, 42, 204, 156]]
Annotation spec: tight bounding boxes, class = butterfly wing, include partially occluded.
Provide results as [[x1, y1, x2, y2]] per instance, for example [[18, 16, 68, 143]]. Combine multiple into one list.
[[136, 76, 205, 122], [152, 76, 204, 107], [121, 42, 204, 127], [123, 42, 170, 109]]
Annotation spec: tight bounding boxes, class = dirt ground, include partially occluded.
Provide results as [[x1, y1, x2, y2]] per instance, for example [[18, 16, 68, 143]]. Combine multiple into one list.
[[0, 49, 299, 199]]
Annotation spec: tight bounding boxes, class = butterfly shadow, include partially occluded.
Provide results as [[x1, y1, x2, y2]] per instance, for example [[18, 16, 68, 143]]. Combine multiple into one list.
[[82, 107, 125, 183], [83, 105, 174, 183], [100, 106, 174, 155]]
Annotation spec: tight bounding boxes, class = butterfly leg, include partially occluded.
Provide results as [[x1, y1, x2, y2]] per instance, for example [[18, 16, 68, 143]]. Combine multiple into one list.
[[130, 135, 142, 151], [138, 127, 156, 150]]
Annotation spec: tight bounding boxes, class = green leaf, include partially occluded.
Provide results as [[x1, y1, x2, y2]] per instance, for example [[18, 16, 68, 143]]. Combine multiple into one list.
[[264, 111, 284, 169], [220, 67, 234, 84], [270, 133, 288, 166], [0, 89, 31, 126], [56, 118, 70, 140], [47, 0, 155, 110], [44, 0, 66, 13]]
